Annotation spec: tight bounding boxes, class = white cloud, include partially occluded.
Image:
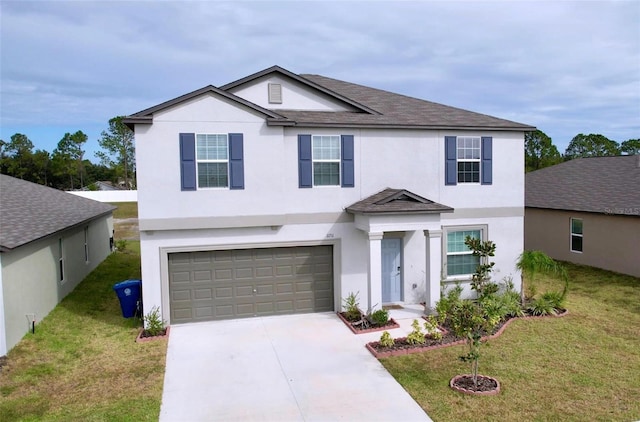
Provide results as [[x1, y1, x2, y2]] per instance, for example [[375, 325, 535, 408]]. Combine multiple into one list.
[[1, 0, 638, 153]]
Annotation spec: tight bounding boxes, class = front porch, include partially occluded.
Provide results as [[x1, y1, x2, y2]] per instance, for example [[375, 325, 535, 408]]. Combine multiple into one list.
[[346, 188, 454, 313]]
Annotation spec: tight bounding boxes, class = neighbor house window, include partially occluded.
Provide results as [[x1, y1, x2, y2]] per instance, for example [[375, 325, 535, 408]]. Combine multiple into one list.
[[312, 135, 340, 186], [445, 228, 483, 277], [84, 226, 89, 263], [457, 136, 481, 183], [59, 238, 65, 283], [196, 134, 228, 188], [570, 218, 583, 253]]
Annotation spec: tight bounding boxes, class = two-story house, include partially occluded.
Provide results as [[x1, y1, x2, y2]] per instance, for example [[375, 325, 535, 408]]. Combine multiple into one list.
[[124, 66, 533, 325]]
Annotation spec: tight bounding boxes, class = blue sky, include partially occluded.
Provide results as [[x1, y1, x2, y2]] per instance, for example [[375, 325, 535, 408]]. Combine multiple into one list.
[[1, 0, 638, 162]]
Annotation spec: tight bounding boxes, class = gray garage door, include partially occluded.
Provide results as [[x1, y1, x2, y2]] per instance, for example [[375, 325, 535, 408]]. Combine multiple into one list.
[[168, 245, 334, 324]]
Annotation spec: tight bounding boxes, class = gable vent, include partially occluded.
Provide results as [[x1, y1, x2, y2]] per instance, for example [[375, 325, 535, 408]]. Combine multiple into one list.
[[268, 83, 282, 104]]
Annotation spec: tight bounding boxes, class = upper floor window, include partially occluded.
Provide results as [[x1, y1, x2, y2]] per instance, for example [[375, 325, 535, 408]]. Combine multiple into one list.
[[570, 218, 583, 253], [179, 132, 244, 191], [457, 137, 481, 183], [312, 135, 341, 186], [197, 134, 229, 188], [298, 134, 354, 189], [445, 136, 492, 185]]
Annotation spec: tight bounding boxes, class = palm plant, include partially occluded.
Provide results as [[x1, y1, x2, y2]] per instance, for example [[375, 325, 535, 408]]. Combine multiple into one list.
[[516, 250, 569, 307]]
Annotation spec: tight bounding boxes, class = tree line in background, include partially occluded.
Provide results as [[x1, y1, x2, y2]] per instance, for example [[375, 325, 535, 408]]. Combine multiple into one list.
[[525, 131, 639, 172], [0, 116, 135, 190]]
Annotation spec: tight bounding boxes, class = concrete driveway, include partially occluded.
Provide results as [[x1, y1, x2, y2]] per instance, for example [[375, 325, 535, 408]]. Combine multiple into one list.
[[160, 312, 432, 421]]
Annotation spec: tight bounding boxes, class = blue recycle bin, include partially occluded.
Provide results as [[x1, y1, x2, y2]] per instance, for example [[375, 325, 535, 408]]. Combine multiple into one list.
[[113, 279, 142, 318]]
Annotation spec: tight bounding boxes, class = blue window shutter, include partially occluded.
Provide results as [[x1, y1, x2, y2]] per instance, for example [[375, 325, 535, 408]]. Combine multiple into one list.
[[229, 133, 244, 190], [179, 133, 196, 191], [445, 136, 457, 186], [298, 134, 312, 188], [481, 136, 493, 185], [341, 135, 355, 188]]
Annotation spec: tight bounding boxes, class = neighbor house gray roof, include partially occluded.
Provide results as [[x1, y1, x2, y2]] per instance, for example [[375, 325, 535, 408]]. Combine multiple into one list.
[[525, 155, 640, 216], [124, 65, 535, 132], [346, 188, 454, 214], [0, 175, 116, 251]]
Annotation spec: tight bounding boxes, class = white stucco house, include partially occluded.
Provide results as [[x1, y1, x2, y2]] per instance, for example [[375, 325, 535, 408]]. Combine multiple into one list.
[[123, 65, 534, 325], [0, 175, 115, 355]]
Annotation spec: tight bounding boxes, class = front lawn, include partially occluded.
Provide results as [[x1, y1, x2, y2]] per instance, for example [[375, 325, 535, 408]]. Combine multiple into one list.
[[0, 242, 165, 421], [381, 263, 640, 421]]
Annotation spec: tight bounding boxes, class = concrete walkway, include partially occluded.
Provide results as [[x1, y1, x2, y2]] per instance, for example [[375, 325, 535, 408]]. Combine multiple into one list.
[[160, 312, 432, 422]]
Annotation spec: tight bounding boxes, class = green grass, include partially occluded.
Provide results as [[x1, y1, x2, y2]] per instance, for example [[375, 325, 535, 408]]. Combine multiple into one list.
[[0, 242, 166, 421], [109, 202, 138, 219], [381, 263, 640, 421]]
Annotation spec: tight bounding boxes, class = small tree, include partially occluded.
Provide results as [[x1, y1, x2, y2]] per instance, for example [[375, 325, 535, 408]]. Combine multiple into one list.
[[448, 236, 501, 388]]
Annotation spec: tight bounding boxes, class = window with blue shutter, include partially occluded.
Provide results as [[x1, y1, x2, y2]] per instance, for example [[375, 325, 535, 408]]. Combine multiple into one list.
[[299, 134, 355, 188], [341, 135, 354, 188], [180, 133, 196, 191], [298, 134, 312, 188], [481, 136, 492, 185], [229, 133, 244, 190], [445, 136, 493, 185], [180, 132, 244, 190]]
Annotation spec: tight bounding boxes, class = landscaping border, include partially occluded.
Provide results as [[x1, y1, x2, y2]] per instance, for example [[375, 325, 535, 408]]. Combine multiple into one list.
[[450, 374, 501, 396], [336, 312, 400, 334], [136, 326, 170, 343], [367, 309, 568, 358]]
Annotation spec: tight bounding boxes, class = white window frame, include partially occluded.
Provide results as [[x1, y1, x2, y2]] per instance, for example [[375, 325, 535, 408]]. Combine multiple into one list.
[[457, 136, 481, 184], [58, 238, 65, 284], [312, 135, 341, 187], [443, 225, 487, 280], [84, 226, 89, 263], [196, 134, 229, 189], [570, 218, 583, 253]]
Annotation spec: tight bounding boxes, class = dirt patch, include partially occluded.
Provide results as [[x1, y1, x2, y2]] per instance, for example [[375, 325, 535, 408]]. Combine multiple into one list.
[[114, 218, 139, 240]]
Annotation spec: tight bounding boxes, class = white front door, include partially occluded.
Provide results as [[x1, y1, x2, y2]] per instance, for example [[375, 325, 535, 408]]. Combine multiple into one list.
[[381, 238, 402, 303]]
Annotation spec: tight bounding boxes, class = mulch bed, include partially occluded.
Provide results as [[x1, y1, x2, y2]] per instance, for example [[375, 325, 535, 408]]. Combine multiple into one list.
[[367, 309, 568, 358], [450, 374, 500, 395], [337, 312, 400, 334], [136, 326, 170, 343]]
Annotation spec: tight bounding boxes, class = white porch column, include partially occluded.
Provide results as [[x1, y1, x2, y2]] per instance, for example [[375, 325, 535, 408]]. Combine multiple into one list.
[[424, 229, 443, 312], [367, 232, 384, 312]]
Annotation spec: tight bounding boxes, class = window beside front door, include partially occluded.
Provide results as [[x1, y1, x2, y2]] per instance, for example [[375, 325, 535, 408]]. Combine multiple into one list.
[[570, 218, 583, 253], [444, 227, 485, 277]]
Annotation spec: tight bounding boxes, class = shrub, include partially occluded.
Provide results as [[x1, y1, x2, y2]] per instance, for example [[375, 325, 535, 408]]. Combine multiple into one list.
[[435, 284, 463, 325], [369, 309, 389, 326], [527, 296, 556, 316], [406, 319, 426, 345], [342, 292, 361, 321], [541, 290, 565, 311], [143, 306, 165, 336], [115, 239, 128, 252], [423, 316, 443, 341], [379, 331, 395, 348]]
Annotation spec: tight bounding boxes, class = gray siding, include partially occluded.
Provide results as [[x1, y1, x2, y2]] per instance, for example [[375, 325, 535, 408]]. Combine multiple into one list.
[[1, 214, 113, 355]]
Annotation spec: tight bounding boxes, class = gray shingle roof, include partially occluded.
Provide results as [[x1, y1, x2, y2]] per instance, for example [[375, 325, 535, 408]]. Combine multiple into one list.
[[0, 175, 116, 251], [525, 155, 640, 216], [124, 66, 535, 132], [287, 74, 535, 130], [346, 188, 454, 214]]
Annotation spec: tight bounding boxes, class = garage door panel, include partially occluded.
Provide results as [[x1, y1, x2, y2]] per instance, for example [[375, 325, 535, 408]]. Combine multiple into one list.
[[169, 245, 334, 323]]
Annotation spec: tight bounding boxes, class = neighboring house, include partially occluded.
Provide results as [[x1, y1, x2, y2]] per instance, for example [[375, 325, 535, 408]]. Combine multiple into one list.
[[79, 181, 124, 191], [525, 155, 640, 278], [0, 175, 115, 355], [123, 65, 534, 326]]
